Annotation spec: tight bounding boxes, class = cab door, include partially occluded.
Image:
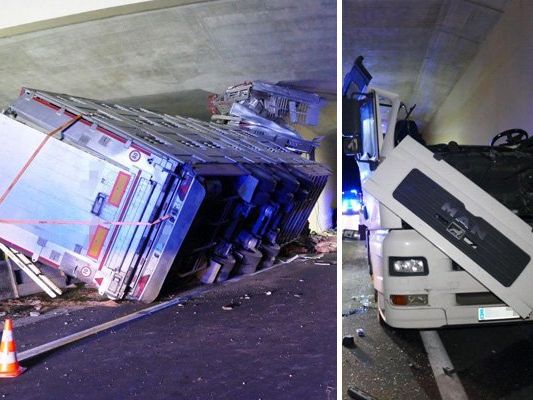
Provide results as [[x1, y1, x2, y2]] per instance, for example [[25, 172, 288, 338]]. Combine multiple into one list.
[[0, 114, 135, 277]]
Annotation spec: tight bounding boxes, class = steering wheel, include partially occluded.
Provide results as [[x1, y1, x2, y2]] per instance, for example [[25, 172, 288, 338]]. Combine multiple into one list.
[[490, 128, 529, 146]]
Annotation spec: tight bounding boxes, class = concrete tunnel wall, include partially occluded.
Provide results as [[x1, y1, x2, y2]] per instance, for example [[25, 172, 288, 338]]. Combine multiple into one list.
[[424, 0, 533, 145], [297, 101, 337, 233]]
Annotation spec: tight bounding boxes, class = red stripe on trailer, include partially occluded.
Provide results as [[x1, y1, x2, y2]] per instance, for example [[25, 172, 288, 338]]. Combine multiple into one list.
[[30, 96, 151, 156], [133, 274, 151, 298], [0, 237, 60, 269], [33, 96, 61, 111]]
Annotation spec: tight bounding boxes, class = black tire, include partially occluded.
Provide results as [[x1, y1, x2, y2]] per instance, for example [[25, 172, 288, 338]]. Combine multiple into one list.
[[236, 247, 263, 275], [258, 242, 281, 270], [214, 254, 237, 283]]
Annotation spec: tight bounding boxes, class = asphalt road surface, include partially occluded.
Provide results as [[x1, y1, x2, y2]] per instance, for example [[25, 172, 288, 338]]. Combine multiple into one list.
[[439, 322, 533, 399], [342, 239, 439, 400], [343, 239, 533, 400], [0, 254, 336, 400]]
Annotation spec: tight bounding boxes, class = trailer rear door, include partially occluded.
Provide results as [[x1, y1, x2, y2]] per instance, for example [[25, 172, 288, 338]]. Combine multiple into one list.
[[0, 114, 145, 285], [363, 136, 533, 318]]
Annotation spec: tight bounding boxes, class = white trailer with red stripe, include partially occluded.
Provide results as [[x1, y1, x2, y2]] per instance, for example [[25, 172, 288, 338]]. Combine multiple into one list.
[[0, 88, 329, 302]]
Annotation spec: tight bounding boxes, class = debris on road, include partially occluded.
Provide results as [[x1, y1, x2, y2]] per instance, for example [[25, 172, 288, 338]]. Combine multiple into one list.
[[301, 254, 324, 260], [342, 335, 357, 349], [279, 231, 337, 257], [443, 366, 456, 376], [0, 285, 118, 320], [347, 386, 378, 400], [408, 362, 421, 371], [342, 308, 367, 317], [356, 328, 365, 337], [312, 235, 337, 253], [222, 304, 237, 311], [265, 291, 272, 296]]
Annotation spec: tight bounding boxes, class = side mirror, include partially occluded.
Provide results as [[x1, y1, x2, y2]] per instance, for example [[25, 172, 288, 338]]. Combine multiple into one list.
[[342, 97, 361, 156], [342, 136, 360, 156]]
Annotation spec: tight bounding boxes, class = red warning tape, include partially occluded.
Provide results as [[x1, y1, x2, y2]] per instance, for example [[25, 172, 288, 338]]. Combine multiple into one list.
[[0, 214, 171, 226]]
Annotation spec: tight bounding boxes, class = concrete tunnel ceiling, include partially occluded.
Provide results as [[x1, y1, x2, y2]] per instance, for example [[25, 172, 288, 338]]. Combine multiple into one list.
[[0, 0, 336, 109], [343, 0, 510, 130]]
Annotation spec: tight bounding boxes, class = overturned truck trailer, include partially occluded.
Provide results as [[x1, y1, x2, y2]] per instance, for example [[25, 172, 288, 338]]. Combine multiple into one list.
[[0, 88, 329, 302]]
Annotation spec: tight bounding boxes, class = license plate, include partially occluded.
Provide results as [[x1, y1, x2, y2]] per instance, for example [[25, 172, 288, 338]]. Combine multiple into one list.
[[478, 306, 520, 321]]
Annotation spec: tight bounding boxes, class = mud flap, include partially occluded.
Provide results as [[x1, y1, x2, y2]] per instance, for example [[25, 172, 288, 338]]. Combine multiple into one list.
[[363, 136, 533, 318]]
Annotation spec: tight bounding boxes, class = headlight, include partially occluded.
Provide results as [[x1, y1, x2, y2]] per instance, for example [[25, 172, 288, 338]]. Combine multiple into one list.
[[389, 257, 428, 276]]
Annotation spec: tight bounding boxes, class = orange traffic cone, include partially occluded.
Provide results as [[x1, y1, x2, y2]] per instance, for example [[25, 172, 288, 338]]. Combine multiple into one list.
[[0, 319, 25, 378]]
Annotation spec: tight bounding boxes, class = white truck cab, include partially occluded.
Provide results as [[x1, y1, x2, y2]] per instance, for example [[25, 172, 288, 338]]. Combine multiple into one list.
[[344, 57, 533, 328]]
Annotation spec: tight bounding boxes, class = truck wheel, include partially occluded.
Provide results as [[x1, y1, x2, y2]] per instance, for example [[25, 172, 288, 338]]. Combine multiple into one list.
[[236, 248, 263, 275], [259, 242, 281, 270], [214, 254, 237, 283]]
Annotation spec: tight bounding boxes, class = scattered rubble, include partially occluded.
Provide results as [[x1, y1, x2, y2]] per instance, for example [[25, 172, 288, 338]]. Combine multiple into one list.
[[342, 308, 367, 317], [342, 335, 357, 349], [0, 284, 120, 320], [347, 386, 378, 400], [311, 231, 337, 254], [279, 230, 337, 257]]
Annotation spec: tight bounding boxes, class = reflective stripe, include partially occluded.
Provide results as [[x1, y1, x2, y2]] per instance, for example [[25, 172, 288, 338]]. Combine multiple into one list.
[[0, 352, 16, 364], [1, 331, 12, 342], [108, 172, 131, 206], [87, 226, 110, 259], [0, 340, 15, 353]]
